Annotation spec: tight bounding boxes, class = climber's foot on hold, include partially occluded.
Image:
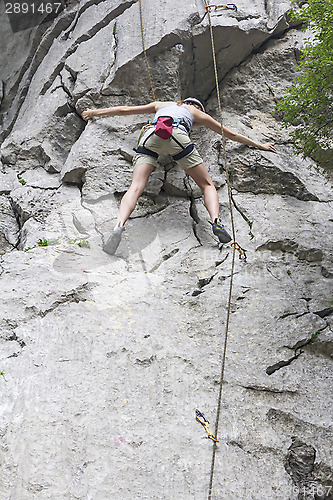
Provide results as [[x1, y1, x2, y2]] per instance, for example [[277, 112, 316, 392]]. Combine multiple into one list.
[[211, 218, 232, 244], [103, 225, 124, 255]]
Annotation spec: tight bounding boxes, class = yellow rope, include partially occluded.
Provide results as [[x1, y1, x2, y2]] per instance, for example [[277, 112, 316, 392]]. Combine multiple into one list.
[[139, 0, 156, 101], [202, 2, 238, 499], [139, 2, 238, 496]]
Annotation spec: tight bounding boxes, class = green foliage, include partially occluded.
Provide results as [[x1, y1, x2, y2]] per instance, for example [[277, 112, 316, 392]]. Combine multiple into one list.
[[310, 321, 330, 342], [37, 238, 60, 247], [25, 238, 60, 251], [25, 236, 90, 251], [247, 219, 254, 240], [276, 0, 333, 171], [37, 239, 50, 247], [18, 178, 27, 185], [311, 329, 322, 341], [69, 237, 90, 248]]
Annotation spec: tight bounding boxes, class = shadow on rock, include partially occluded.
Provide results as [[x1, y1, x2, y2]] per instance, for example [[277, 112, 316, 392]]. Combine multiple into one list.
[[52, 218, 159, 273]]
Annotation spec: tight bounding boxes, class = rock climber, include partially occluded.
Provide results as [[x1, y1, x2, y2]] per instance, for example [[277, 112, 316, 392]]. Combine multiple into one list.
[[82, 98, 277, 254]]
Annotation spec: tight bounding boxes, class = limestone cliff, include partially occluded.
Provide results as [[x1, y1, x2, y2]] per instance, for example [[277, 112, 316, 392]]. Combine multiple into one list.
[[0, 1, 332, 499]]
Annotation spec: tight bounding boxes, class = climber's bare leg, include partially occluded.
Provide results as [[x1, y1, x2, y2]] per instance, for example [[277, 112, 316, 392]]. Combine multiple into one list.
[[116, 162, 155, 228], [185, 162, 219, 222]]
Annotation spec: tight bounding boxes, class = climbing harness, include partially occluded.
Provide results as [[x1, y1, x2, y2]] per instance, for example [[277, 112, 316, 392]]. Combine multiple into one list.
[[134, 119, 195, 162], [195, 409, 219, 443], [205, 3, 237, 12], [231, 242, 247, 261], [151, 116, 190, 138]]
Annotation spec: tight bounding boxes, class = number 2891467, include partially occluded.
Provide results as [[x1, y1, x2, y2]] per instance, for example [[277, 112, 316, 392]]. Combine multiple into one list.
[[5, 2, 62, 14]]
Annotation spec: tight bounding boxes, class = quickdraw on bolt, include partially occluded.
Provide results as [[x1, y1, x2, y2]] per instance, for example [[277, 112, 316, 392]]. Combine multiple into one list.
[[231, 242, 247, 261], [195, 409, 219, 443], [205, 4, 238, 12]]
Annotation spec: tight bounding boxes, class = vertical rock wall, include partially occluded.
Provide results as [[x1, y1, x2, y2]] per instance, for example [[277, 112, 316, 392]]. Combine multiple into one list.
[[0, 1, 332, 499]]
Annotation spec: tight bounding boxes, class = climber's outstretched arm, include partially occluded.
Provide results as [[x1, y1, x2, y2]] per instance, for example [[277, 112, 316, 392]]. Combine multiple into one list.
[[193, 108, 277, 153], [82, 101, 173, 120]]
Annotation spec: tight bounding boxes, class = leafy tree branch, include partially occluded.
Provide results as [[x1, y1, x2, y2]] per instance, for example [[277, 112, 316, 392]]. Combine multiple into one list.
[[277, 0, 333, 172]]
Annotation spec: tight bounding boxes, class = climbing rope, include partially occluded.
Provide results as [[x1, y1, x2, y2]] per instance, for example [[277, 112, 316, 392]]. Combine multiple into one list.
[[202, 1, 239, 499], [138, 1, 240, 496], [139, 0, 156, 101]]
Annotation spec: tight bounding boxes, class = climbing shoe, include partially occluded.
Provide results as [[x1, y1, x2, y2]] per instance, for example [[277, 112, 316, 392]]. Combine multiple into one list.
[[103, 226, 124, 255], [211, 218, 232, 244]]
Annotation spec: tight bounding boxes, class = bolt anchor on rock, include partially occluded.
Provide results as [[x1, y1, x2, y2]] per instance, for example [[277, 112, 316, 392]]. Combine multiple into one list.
[[205, 4, 238, 12], [231, 241, 247, 261], [195, 409, 219, 443]]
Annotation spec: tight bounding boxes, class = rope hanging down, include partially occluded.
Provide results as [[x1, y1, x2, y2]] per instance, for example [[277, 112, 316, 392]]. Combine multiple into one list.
[[139, 0, 156, 101], [139, 2, 240, 497], [202, 1, 239, 499]]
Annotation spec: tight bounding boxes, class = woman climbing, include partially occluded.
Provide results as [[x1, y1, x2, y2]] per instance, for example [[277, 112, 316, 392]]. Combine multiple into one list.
[[82, 98, 277, 254]]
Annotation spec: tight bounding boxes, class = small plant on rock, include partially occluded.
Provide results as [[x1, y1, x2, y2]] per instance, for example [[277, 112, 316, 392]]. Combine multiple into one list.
[[37, 238, 60, 247], [69, 237, 90, 248], [25, 238, 60, 251], [247, 220, 254, 240]]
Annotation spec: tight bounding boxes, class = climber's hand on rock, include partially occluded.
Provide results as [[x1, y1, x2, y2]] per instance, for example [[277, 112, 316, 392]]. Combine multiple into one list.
[[82, 109, 96, 121], [260, 142, 277, 153]]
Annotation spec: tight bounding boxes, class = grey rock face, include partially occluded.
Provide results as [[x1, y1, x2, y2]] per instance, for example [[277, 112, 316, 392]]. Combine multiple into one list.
[[285, 437, 333, 500], [1, 2, 333, 499]]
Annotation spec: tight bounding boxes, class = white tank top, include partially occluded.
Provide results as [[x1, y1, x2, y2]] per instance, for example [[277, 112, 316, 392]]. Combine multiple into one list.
[[152, 104, 193, 134]]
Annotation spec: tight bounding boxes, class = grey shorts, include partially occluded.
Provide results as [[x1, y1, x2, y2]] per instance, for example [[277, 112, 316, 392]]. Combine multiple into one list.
[[133, 125, 203, 171]]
